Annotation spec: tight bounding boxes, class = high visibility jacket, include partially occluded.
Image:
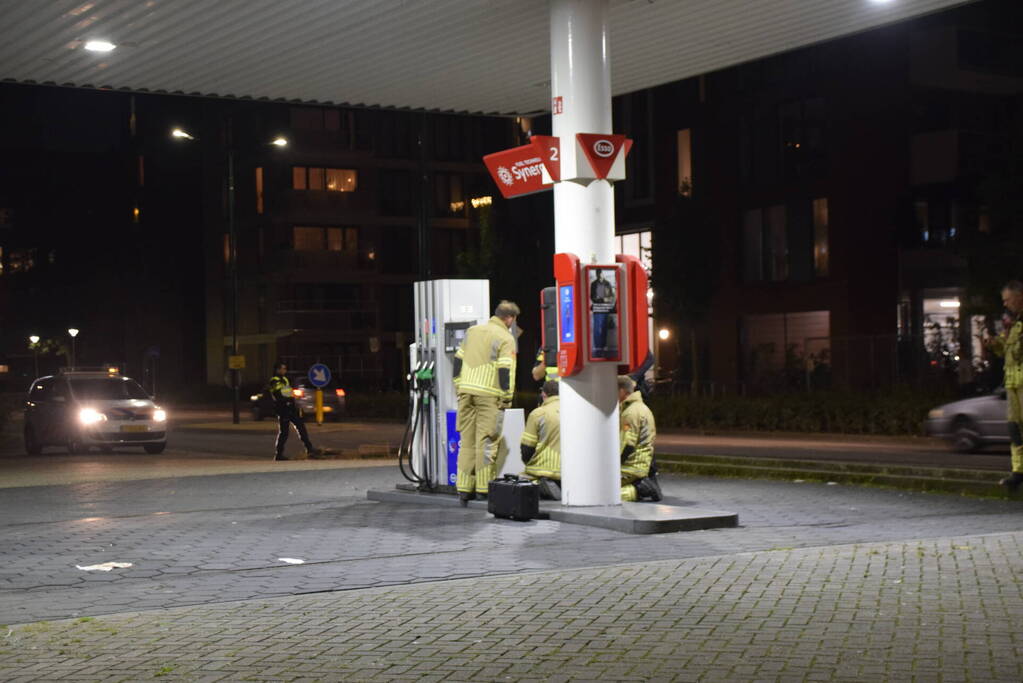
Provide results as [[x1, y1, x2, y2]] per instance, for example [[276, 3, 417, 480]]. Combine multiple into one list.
[[522, 396, 560, 479], [455, 316, 516, 400], [620, 390, 656, 480], [267, 375, 295, 414], [535, 349, 559, 383], [993, 318, 1023, 389]]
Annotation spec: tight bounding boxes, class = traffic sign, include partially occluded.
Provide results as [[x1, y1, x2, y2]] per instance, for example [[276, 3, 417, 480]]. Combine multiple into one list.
[[308, 363, 331, 388], [228, 355, 246, 369]]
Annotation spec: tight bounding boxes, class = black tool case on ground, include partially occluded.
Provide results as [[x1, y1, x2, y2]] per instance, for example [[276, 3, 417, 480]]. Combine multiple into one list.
[[488, 474, 540, 521]]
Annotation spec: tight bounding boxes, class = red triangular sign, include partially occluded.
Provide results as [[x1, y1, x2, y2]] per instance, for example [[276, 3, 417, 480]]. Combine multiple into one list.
[[576, 133, 627, 179], [529, 135, 561, 182]]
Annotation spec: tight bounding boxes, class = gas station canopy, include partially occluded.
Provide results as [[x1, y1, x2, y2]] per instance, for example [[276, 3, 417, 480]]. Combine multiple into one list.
[[0, 0, 969, 116]]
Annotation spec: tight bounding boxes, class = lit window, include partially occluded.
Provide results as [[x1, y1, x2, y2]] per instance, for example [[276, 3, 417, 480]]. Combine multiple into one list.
[[308, 167, 324, 191], [325, 168, 357, 192], [7, 249, 35, 273], [293, 167, 356, 192], [813, 198, 829, 277], [255, 167, 264, 214], [327, 227, 343, 252], [294, 227, 323, 251], [677, 129, 692, 196]]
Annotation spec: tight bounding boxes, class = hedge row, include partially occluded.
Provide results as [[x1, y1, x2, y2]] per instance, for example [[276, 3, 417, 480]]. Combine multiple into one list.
[[647, 390, 949, 436], [339, 388, 949, 437], [0, 393, 22, 435]]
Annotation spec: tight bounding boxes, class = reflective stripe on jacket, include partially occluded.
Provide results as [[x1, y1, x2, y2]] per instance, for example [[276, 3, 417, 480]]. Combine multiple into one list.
[[992, 319, 1023, 389], [620, 391, 656, 480], [455, 316, 516, 399], [535, 349, 560, 383], [522, 396, 560, 479]]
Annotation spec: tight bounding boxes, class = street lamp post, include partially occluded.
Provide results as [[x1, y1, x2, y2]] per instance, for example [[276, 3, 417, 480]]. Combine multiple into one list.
[[67, 328, 79, 369], [28, 335, 40, 378], [172, 127, 287, 424], [226, 147, 241, 425]]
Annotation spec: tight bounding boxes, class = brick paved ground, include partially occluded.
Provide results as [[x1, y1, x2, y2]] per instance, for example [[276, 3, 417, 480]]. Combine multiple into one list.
[[4, 469, 1023, 626], [2, 531, 1022, 681], [3, 467, 1023, 680]]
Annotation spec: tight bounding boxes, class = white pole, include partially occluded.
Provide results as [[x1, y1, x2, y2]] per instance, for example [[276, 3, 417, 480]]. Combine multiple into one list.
[[551, 0, 620, 506]]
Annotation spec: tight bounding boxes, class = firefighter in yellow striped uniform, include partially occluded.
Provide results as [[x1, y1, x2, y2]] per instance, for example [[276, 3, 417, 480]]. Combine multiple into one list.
[[532, 348, 559, 384], [520, 380, 561, 500], [618, 375, 662, 502], [453, 300, 519, 505], [988, 281, 1023, 491]]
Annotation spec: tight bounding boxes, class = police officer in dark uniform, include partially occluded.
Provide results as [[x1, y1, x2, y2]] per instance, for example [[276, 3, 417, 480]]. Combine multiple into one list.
[[267, 361, 315, 461]]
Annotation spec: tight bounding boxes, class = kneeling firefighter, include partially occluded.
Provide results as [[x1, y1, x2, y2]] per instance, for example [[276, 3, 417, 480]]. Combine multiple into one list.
[[453, 300, 520, 506], [520, 380, 561, 500], [618, 375, 662, 502]]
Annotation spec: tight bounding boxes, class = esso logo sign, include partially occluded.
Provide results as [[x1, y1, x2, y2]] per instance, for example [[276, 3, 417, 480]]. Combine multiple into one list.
[[593, 139, 615, 158]]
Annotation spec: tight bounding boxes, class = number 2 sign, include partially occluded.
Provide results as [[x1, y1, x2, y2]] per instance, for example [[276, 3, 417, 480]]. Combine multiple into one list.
[[529, 135, 561, 183]]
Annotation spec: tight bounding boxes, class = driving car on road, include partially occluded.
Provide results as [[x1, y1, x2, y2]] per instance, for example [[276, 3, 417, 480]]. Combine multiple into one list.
[[23, 370, 168, 454], [924, 389, 1009, 452], [250, 374, 346, 421]]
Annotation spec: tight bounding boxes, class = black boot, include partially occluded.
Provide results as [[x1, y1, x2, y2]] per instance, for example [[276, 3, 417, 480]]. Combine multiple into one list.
[[537, 478, 562, 501], [634, 476, 663, 502], [1000, 472, 1023, 491], [458, 491, 476, 507]]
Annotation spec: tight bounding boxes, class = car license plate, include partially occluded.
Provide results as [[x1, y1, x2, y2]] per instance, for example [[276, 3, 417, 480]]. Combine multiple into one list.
[[121, 425, 149, 433]]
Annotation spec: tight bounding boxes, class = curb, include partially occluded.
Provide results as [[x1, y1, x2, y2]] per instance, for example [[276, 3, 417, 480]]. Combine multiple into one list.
[[657, 453, 1021, 500]]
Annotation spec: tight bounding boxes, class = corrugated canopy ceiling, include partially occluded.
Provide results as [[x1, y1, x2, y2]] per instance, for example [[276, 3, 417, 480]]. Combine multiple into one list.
[[0, 0, 971, 115]]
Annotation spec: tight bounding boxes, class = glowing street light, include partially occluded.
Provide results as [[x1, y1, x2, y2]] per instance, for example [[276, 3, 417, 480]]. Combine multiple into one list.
[[28, 335, 40, 378], [658, 328, 671, 341], [171, 127, 195, 140], [68, 328, 80, 369]]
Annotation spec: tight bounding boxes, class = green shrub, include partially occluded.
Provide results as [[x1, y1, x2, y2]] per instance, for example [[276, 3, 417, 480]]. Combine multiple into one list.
[[646, 389, 950, 436], [0, 393, 22, 434]]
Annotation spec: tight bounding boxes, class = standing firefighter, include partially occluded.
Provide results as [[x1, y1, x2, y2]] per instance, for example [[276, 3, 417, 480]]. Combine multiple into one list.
[[520, 380, 562, 500], [989, 281, 1023, 490], [268, 361, 315, 461], [618, 375, 662, 502], [453, 300, 519, 505]]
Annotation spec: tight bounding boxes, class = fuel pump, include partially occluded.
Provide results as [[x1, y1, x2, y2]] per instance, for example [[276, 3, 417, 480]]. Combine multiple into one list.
[[398, 279, 490, 491]]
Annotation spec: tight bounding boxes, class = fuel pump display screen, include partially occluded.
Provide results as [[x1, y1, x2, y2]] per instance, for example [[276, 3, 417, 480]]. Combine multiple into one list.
[[444, 322, 472, 353], [559, 285, 575, 344]]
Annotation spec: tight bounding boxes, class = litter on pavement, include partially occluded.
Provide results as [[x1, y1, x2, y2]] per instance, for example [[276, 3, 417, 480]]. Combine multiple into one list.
[[75, 562, 133, 571]]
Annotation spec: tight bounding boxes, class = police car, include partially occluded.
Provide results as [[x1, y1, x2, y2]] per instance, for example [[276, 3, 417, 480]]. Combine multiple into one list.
[[23, 369, 168, 454]]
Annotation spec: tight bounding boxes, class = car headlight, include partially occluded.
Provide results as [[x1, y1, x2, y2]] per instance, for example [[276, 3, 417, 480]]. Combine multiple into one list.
[[153, 409, 167, 422], [928, 408, 945, 419], [250, 395, 260, 402], [79, 408, 107, 425]]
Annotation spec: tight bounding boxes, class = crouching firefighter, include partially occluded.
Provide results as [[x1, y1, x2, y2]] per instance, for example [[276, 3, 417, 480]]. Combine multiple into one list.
[[618, 375, 662, 502], [268, 361, 316, 461], [520, 380, 562, 501], [453, 301, 520, 506]]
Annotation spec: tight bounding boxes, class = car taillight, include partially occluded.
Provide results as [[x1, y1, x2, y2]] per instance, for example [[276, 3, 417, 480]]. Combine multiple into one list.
[[335, 388, 346, 397], [292, 388, 305, 398]]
